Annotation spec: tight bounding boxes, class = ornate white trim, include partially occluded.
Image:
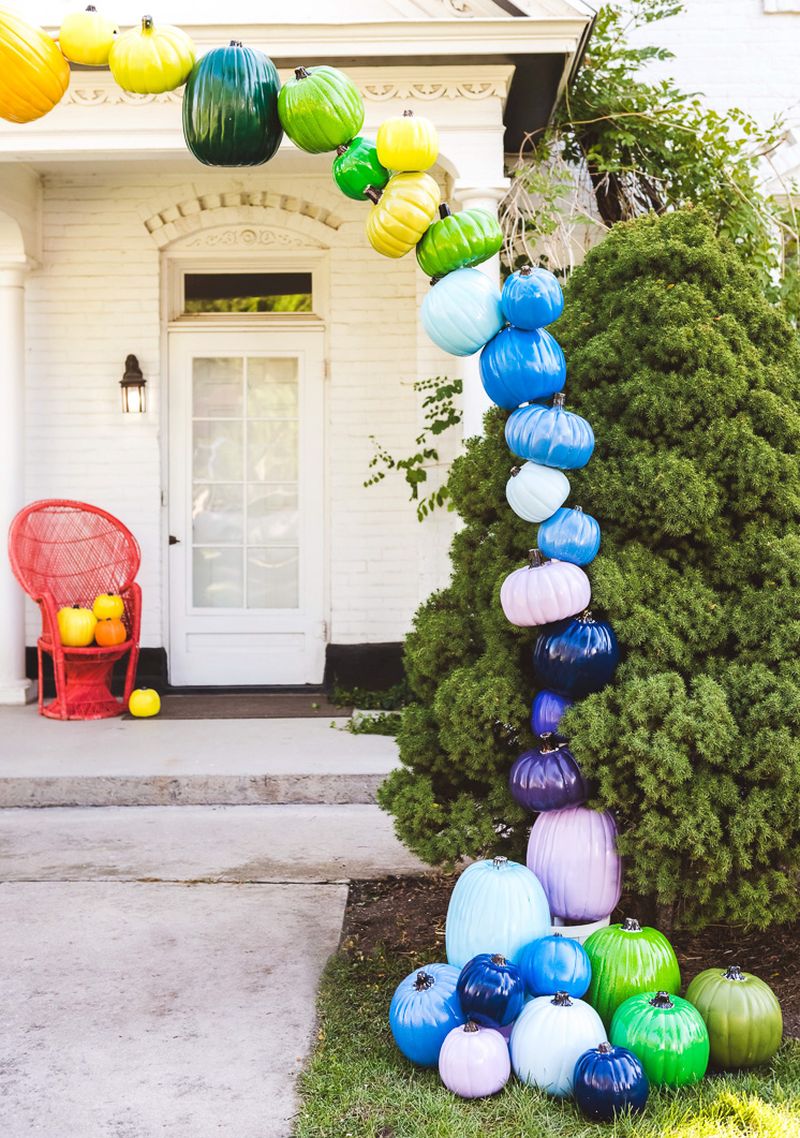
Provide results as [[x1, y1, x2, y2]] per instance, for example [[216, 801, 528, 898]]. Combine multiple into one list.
[[64, 87, 183, 106], [175, 225, 323, 250]]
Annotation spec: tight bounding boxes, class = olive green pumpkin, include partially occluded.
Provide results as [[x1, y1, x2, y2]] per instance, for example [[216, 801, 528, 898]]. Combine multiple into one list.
[[278, 65, 364, 154], [416, 204, 503, 279], [686, 965, 782, 1069], [583, 918, 681, 1030], [182, 41, 282, 167], [333, 137, 389, 201], [610, 991, 710, 1088]]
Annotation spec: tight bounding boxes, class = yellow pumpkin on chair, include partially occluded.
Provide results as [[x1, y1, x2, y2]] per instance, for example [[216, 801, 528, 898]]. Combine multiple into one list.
[[0, 8, 70, 124], [56, 605, 97, 647]]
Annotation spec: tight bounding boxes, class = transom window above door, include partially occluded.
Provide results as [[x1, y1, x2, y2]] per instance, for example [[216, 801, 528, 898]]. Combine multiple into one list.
[[182, 272, 313, 315]]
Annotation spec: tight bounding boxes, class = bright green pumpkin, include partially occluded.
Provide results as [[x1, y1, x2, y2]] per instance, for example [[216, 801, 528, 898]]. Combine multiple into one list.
[[686, 965, 782, 1069], [333, 137, 389, 201], [278, 65, 364, 154], [416, 204, 503, 279], [583, 918, 680, 1029], [182, 41, 282, 167], [611, 991, 709, 1088]]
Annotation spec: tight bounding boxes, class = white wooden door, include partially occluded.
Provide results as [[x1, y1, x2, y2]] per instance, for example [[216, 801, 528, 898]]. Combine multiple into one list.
[[168, 328, 325, 685]]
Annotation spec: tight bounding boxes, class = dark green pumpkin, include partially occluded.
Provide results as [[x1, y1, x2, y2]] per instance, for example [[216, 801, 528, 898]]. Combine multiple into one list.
[[278, 65, 364, 154], [686, 965, 782, 1069], [182, 41, 282, 167], [583, 918, 681, 1029], [416, 204, 503, 279], [610, 991, 710, 1088], [333, 137, 389, 201]]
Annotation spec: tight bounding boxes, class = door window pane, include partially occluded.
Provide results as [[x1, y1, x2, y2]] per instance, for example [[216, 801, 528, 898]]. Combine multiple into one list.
[[247, 420, 298, 482], [193, 357, 243, 418], [193, 547, 243, 608], [247, 485, 298, 544], [193, 421, 243, 482], [247, 547, 299, 609], [192, 484, 244, 544], [247, 358, 299, 417], [184, 273, 312, 315]]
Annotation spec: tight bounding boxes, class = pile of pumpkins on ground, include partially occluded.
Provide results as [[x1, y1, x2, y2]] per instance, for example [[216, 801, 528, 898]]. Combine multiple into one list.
[[390, 862, 784, 1119]]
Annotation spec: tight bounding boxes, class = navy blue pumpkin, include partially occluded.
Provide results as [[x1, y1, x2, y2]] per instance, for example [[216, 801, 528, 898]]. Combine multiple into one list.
[[531, 689, 574, 738], [501, 265, 564, 330], [389, 963, 465, 1067], [480, 327, 565, 410], [457, 953, 526, 1028], [518, 933, 592, 998], [509, 739, 588, 812], [538, 506, 601, 567], [505, 394, 594, 470], [573, 1041, 650, 1121], [533, 612, 620, 698]]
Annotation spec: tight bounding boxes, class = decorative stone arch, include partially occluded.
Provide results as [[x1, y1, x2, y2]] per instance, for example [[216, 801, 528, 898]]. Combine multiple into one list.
[[142, 191, 343, 250]]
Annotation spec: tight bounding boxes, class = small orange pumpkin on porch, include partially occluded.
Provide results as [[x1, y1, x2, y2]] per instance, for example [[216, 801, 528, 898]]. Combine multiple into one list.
[[94, 617, 127, 646]]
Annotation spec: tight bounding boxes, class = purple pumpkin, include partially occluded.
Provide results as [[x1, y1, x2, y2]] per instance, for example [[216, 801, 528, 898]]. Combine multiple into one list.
[[438, 1021, 511, 1099], [526, 807, 622, 923], [509, 739, 588, 813], [500, 550, 590, 629]]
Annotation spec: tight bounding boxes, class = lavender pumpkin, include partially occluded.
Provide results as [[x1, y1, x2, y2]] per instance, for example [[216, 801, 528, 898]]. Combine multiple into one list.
[[526, 806, 622, 922], [438, 1021, 511, 1099]]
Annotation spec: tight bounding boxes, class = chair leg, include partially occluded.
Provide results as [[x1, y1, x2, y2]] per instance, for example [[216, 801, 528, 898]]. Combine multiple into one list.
[[37, 644, 44, 716], [52, 648, 68, 719]]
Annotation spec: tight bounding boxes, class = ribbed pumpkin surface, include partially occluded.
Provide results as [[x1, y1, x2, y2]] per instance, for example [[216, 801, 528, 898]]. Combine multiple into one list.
[[416, 207, 502, 278], [278, 65, 363, 154], [685, 967, 782, 1069], [610, 993, 709, 1087], [583, 922, 681, 1029], [445, 857, 550, 970], [0, 9, 69, 124], [366, 172, 440, 258]]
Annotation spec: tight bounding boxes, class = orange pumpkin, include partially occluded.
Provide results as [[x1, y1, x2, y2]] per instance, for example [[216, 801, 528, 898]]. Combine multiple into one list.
[[95, 617, 126, 646]]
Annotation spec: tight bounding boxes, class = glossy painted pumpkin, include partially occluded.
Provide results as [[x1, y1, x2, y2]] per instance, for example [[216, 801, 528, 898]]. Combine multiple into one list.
[[527, 807, 622, 923], [610, 991, 710, 1088], [59, 5, 118, 66], [376, 109, 438, 172], [332, 137, 389, 200], [508, 740, 588, 813], [573, 1042, 649, 1122], [505, 393, 595, 470], [531, 690, 574, 738], [56, 605, 97, 647], [501, 264, 564, 330], [0, 9, 70, 124], [94, 617, 127, 647], [583, 919, 681, 1030], [278, 65, 363, 154], [445, 855, 551, 969], [128, 688, 161, 717], [109, 16, 194, 95], [438, 1022, 510, 1099], [532, 612, 620, 698], [500, 550, 590, 629], [538, 507, 601, 567], [510, 992, 607, 1097], [685, 965, 783, 1069], [421, 267, 504, 355], [506, 462, 570, 524], [518, 933, 591, 999], [457, 953, 525, 1028], [416, 204, 503, 279], [366, 171, 440, 259], [182, 42, 282, 167], [480, 327, 566, 410], [92, 593, 124, 620], [389, 964, 464, 1067]]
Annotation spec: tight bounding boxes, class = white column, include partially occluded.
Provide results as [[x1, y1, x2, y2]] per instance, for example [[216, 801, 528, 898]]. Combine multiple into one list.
[[0, 264, 33, 704], [454, 183, 509, 439]]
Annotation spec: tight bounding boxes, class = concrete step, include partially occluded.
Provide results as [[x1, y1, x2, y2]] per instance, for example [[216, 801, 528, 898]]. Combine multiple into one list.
[[0, 708, 399, 807]]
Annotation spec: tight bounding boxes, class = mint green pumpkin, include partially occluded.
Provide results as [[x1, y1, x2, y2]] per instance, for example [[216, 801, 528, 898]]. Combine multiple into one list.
[[686, 965, 782, 1069], [278, 65, 364, 154], [333, 137, 389, 201], [416, 204, 503, 279], [610, 991, 709, 1088], [583, 918, 681, 1029]]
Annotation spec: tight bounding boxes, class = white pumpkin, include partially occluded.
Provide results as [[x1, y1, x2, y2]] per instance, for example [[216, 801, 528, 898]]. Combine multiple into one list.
[[506, 461, 570, 523], [510, 991, 607, 1097]]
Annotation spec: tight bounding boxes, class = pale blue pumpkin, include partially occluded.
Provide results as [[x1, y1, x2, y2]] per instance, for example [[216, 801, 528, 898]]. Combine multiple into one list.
[[480, 326, 565, 409], [505, 394, 595, 469], [421, 268, 504, 357], [510, 991, 607, 1097], [501, 264, 564, 330], [506, 462, 570, 524], [537, 507, 601, 566]]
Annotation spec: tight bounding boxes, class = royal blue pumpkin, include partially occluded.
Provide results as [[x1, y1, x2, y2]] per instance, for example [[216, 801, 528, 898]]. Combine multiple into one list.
[[531, 689, 574, 738], [505, 394, 594, 469], [518, 933, 592, 999], [533, 612, 620, 698], [421, 268, 504, 357], [480, 327, 565, 410], [457, 953, 526, 1028], [389, 963, 465, 1067], [501, 265, 564, 330], [538, 507, 601, 567], [508, 740, 588, 812], [573, 1041, 650, 1121]]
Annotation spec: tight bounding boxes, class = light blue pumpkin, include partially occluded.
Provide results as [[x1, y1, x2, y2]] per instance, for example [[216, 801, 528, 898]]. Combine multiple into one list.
[[480, 326, 566, 409], [506, 462, 570, 524], [538, 507, 601, 566], [502, 265, 564, 330], [421, 267, 504, 357], [510, 991, 607, 1098], [445, 855, 551, 970], [505, 394, 594, 469], [518, 933, 592, 998]]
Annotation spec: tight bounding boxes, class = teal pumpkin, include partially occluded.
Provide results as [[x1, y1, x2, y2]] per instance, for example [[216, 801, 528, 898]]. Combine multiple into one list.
[[583, 918, 681, 1029], [182, 41, 282, 167], [611, 991, 710, 1088], [416, 204, 503, 279], [333, 137, 389, 201], [278, 65, 364, 154], [686, 965, 782, 1069]]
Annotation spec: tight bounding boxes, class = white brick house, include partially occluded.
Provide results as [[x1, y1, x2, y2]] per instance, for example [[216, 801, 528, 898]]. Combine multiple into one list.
[[0, 0, 594, 698]]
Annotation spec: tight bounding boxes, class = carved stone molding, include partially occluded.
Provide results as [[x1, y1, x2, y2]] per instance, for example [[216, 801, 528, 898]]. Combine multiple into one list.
[[64, 87, 183, 106], [176, 225, 321, 250]]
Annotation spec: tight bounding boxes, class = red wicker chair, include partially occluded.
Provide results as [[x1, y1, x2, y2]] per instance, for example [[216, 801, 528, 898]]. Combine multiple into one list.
[[8, 500, 142, 720]]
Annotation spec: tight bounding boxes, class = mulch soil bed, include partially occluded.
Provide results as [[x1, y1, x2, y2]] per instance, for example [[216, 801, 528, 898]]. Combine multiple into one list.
[[343, 874, 800, 1038]]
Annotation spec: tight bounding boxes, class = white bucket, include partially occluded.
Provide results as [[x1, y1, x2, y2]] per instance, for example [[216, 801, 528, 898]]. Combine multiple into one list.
[[550, 914, 611, 944]]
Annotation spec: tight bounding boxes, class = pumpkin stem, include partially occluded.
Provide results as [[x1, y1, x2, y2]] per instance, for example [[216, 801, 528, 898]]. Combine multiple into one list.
[[510, 465, 521, 477], [574, 505, 584, 514], [491, 855, 508, 869], [439, 204, 452, 219], [622, 918, 642, 932], [539, 734, 559, 755], [414, 971, 434, 991], [724, 965, 746, 981], [519, 265, 533, 276], [649, 991, 674, 1009], [552, 932, 563, 939], [72, 604, 80, 609], [86, 4, 97, 10], [336, 144, 350, 157], [552, 991, 573, 1007], [295, 66, 310, 79], [490, 954, 507, 966], [528, 549, 546, 569], [463, 1020, 480, 1033], [579, 610, 595, 623], [553, 392, 566, 408], [142, 15, 154, 31], [364, 186, 383, 205], [597, 1041, 614, 1054], [403, 109, 415, 117], [229, 40, 243, 48]]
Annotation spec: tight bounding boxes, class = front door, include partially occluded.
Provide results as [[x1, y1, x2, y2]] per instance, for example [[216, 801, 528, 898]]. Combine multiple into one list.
[[168, 328, 325, 685]]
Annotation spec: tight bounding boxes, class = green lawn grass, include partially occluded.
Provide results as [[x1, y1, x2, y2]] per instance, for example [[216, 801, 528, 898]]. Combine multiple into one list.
[[296, 949, 800, 1138]]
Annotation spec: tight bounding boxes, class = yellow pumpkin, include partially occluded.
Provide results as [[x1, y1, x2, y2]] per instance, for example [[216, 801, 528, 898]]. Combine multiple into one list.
[[108, 15, 195, 95], [365, 172, 440, 259], [0, 7, 70, 124], [376, 110, 439, 173], [93, 592, 124, 620], [129, 688, 161, 718], [56, 605, 97, 647], [59, 5, 118, 66]]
